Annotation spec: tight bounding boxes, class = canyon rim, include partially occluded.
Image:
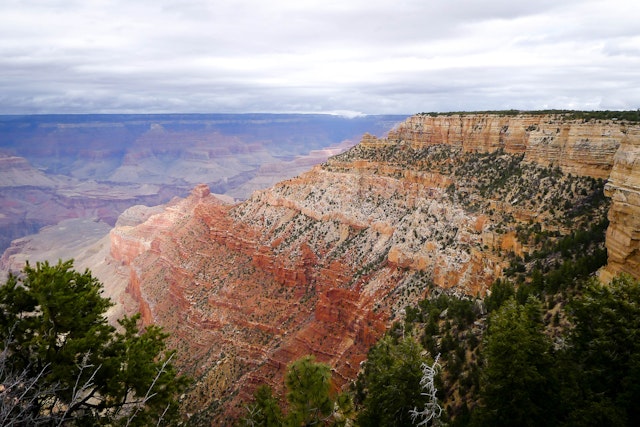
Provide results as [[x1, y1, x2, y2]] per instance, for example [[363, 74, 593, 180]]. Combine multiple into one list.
[[105, 111, 639, 423]]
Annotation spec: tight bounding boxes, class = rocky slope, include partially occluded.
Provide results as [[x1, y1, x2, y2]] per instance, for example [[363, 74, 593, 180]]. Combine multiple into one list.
[[108, 112, 638, 424]]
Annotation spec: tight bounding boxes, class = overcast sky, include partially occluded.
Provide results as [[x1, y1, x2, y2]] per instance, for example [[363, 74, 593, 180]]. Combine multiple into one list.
[[1, 0, 639, 115]]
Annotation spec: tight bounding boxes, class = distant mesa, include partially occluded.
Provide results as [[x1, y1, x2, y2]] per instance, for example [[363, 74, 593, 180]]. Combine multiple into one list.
[[0, 113, 405, 255]]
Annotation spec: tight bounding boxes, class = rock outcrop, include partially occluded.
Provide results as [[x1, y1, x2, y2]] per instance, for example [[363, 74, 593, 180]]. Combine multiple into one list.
[[601, 124, 640, 281], [387, 113, 622, 178], [108, 113, 639, 423]]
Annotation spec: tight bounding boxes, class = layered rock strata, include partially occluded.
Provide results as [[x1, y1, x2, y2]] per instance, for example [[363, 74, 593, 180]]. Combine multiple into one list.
[[386, 113, 623, 178], [601, 124, 640, 280], [109, 113, 639, 423], [0, 154, 166, 253]]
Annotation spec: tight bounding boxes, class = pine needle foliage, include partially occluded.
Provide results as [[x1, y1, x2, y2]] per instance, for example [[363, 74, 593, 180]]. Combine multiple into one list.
[[0, 259, 189, 426]]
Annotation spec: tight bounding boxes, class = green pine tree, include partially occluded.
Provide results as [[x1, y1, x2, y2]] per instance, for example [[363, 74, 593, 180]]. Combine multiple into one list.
[[242, 355, 353, 426], [0, 259, 188, 426], [472, 297, 558, 426], [560, 275, 640, 426], [242, 384, 283, 427], [285, 355, 334, 426], [356, 336, 430, 427]]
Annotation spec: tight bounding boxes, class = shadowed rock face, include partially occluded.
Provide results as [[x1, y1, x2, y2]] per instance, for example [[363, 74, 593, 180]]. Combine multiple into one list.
[[108, 113, 638, 423]]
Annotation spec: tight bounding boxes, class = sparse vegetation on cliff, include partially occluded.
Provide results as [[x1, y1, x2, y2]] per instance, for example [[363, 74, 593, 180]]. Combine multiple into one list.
[[351, 210, 637, 426], [108, 112, 639, 424], [243, 140, 626, 424]]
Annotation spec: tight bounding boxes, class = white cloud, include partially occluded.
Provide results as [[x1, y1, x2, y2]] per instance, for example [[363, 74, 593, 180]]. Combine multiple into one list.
[[0, 0, 639, 114]]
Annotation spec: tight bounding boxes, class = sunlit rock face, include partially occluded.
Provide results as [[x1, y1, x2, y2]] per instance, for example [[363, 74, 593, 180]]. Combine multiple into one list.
[[388, 113, 622, 178], [108, 113, 638, 423], [601, 124, 640, 281]]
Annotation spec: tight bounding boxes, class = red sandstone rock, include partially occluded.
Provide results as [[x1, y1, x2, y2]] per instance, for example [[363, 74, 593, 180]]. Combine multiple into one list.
[[107, 113, 640, 423]]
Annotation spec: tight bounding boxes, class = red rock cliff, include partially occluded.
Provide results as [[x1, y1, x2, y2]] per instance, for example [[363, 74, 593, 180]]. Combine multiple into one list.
[[109, 113, 639, 423]]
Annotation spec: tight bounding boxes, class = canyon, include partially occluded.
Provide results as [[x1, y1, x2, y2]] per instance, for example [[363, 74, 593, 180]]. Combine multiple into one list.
[[105, 112, 639, 423], [0, 114, 403, 274]]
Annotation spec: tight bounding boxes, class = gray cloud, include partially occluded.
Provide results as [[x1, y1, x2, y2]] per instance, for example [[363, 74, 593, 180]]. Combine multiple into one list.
[[1, 0, 639, 114]]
